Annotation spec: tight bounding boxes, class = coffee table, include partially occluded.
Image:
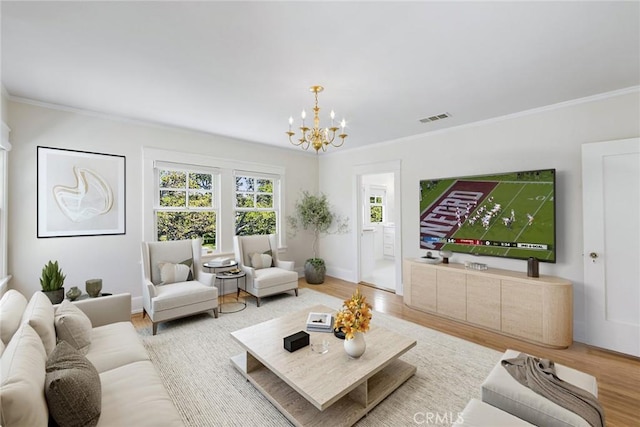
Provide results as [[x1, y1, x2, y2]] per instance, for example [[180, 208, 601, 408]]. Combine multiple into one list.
[[230, 304, 416, 426]]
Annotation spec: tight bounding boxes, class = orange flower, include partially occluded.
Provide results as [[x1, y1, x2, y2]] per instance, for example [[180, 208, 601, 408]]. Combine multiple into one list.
[[333, 288, 372, 340]]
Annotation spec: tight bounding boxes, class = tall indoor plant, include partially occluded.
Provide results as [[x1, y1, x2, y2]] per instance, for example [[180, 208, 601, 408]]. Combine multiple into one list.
[[288, 191, 348, 284]]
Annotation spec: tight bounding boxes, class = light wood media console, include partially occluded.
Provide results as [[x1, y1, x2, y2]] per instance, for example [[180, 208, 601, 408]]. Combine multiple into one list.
[[403, 259, 573, 348]]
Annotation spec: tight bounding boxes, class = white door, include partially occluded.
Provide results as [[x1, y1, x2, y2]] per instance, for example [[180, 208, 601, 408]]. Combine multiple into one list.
[[582, 137, 640, 356]]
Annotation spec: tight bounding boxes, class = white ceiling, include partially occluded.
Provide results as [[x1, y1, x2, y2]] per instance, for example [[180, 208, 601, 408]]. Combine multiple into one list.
[[2, 1, 639, 153]]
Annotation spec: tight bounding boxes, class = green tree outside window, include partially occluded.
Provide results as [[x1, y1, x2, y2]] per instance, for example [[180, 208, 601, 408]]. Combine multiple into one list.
[[156, 169, 217, 249], [234, 175, 277, 236]]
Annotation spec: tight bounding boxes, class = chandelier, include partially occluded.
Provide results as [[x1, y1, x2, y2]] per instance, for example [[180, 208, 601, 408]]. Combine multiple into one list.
[[286, 85, 347, 153]]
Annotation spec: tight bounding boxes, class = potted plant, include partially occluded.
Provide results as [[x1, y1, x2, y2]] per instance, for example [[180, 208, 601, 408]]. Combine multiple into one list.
[[288, 191, 348, 284], [40, 260, 66, 304]]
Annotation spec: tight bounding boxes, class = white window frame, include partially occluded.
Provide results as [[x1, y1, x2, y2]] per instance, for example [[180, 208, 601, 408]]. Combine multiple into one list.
[[367, 186, 386, 224], [153, 161, 220, 248], [233, 170, 281, 237], [143, 148, 287, 253]]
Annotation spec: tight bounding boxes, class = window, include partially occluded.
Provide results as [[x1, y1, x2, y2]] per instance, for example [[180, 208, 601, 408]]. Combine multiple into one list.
[[368, 188, 386, 224], [234, 172, 279, 236], [155, 164, 219, 250]]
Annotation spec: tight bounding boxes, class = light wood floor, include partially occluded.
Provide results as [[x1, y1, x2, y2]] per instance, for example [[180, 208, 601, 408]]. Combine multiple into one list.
[[133, 276, 640, 426]]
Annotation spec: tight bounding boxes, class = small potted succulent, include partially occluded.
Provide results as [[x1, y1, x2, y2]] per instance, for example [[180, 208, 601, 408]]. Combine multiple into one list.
[[40, 260, 66, 304], [288, 191, 348, 284]]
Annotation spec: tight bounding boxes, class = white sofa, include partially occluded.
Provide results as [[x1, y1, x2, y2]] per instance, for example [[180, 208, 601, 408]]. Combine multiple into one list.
[[0, 289, 183, 427]]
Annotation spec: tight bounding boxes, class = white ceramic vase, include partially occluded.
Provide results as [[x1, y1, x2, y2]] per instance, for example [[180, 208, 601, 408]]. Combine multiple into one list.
[[344, 332, 366, 358]]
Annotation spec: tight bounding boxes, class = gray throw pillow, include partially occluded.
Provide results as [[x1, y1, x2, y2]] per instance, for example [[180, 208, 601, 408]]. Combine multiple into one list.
[[54, 300, 92, 355], [45, 341, 101, 427]]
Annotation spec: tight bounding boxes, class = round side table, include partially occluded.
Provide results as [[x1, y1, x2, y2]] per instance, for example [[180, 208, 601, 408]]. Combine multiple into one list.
[[215, 271, 247, 314]]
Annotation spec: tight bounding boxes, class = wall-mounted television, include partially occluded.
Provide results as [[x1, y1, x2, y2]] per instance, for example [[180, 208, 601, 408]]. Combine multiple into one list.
[[419, 169, 556, 263]]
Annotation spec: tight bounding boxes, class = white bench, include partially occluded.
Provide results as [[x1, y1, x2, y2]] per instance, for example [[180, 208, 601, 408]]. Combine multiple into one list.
[[481, 349, 598, 427]]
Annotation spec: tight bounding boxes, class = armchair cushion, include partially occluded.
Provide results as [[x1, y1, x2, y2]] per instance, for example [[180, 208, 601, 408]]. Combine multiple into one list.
[[253, 267, 299, 289], [250, 252, 273, 269], [159, 258, 194, 285], [147, 240, 194, 285], [241, 236, 273, 266], [151, 281, 216, 313]]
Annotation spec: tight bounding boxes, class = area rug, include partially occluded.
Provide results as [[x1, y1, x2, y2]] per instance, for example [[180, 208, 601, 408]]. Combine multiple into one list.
[[138, 288, 502, 426]]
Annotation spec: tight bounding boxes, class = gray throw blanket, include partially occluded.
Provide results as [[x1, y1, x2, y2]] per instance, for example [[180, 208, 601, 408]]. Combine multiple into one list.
[[502, 353, 605, 427]]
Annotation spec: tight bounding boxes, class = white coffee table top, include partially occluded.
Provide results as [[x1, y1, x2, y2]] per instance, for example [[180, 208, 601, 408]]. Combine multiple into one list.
[[231, 304, 416, 411]]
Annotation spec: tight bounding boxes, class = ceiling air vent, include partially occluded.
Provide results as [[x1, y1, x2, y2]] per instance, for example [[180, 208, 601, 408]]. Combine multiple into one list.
[[419, 112, 451, 124]]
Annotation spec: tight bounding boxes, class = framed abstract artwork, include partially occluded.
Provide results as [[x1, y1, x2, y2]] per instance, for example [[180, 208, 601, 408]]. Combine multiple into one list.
[[37, 146, 126, 237]]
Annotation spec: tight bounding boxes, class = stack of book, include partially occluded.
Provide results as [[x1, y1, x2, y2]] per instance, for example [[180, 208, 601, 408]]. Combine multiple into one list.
[[306, 312, 333, 333], [208, 257, 233, 267]]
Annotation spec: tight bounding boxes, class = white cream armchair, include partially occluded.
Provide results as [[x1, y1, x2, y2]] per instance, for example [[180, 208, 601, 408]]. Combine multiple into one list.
[[141, 238, 218, 335], [233, 234, 298, 307]]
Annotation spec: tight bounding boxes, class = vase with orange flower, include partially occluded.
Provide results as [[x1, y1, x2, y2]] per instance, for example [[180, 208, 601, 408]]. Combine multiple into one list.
[[334, 288, 372, 358]]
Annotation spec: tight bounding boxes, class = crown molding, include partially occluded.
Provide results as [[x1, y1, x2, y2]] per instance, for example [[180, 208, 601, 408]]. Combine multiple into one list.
[[329, 85, 640, 156]]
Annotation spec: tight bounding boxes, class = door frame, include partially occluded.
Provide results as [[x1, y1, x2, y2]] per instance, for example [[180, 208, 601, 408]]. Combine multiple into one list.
[[582, 137, 640, 356], [353, 160, 403, 294]]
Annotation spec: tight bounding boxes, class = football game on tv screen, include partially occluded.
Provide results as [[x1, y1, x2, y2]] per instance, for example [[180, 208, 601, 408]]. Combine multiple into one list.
[[419, 169, 556, 263]]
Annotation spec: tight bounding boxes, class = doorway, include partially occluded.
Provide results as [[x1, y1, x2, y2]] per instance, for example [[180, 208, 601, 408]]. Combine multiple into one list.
[[354, 161, 402, 294]]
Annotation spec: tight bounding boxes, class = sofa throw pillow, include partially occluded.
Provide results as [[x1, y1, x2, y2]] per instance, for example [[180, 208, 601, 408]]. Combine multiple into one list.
[[250, 252, 273, 270], [45, 341, 101, 427], [54, 300, 92, 355], [0, 289, 28, 345], [21, 291, 56, 356], [158, 258, 194, 285], [0, 324, 49, 427]]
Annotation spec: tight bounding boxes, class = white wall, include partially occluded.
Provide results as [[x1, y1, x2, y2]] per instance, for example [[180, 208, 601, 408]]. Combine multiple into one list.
[[7, 100, 318, 306], [318, 89, 640, 342]]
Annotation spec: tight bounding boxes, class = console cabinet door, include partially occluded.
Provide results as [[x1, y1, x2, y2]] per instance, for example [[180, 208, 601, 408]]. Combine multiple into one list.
[[410, 264, 437, 312], [501, 280, 543, 342], [436, 270, 466, 321], [466, 275, 501, 330]]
